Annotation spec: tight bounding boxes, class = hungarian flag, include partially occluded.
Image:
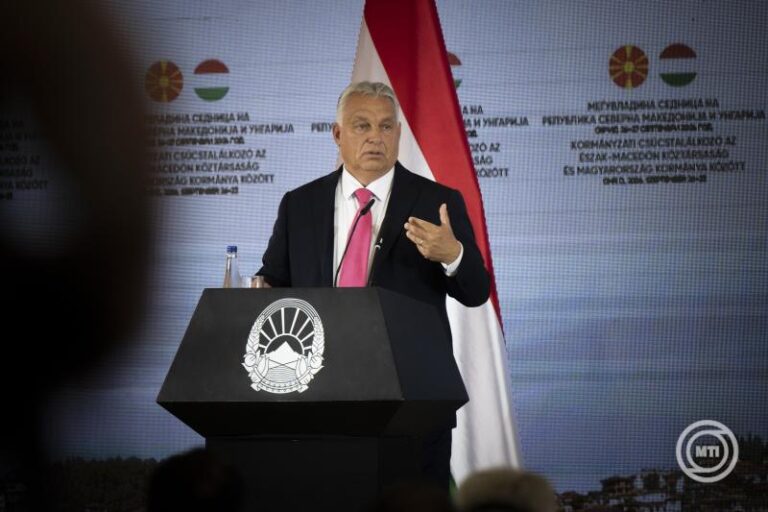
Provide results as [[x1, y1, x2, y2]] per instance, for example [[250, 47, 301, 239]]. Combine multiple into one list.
[[659, 43, 697, 87], [349, 0, 521, 483], [194, 59, 230, 101]]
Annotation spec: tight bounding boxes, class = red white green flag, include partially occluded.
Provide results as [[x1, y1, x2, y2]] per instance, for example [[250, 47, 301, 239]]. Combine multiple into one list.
[[659, 43, 697, 87], [350, 0, 521, 483], [194, 59, 230, 101]]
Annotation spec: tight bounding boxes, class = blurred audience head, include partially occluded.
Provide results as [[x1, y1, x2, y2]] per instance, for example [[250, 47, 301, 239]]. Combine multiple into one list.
[[1, 5, 150, 509], [456, 468, 558, 512], [146, 449, 243, 512], [1, 0, 150, 397]]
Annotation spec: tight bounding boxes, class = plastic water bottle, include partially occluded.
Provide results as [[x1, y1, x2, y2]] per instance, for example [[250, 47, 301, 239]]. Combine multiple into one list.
[[223, 245, 241, 288]]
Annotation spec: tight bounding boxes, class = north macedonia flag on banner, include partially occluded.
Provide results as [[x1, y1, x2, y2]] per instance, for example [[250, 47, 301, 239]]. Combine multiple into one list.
[[350, 0, 521, 482]]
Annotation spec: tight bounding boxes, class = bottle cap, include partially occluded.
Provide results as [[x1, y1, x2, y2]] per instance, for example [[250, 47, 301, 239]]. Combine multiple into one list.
[[226, 245, 238, 253]]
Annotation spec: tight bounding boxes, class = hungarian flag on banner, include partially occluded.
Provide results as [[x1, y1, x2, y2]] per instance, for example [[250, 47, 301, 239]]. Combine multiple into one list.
[[349, 0, 521, 482]]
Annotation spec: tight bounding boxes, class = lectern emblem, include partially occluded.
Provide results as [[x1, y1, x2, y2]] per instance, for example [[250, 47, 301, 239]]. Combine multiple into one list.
[[242, 298, 325, 393]]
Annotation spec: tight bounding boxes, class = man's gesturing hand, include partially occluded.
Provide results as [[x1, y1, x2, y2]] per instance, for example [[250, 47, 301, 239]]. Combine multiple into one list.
[[404, 203, 462, 264]]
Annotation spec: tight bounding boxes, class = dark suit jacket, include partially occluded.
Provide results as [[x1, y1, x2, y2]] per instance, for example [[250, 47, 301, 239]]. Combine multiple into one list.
[[258, 162, 490, 344]]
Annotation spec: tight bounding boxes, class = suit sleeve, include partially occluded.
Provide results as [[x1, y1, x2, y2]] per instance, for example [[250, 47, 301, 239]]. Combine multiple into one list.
[[257, 191, 291, 287], [444, 189, 491, 307]]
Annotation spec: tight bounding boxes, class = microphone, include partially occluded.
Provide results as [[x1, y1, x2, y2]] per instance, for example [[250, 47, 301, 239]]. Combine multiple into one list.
[[334, 197, 375, 287], [359, 197, 375, 216], [367, 237, 384, 287]]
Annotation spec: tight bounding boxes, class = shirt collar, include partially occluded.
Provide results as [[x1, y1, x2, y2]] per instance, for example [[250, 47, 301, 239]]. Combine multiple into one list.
[[340, 166, 395, 201]]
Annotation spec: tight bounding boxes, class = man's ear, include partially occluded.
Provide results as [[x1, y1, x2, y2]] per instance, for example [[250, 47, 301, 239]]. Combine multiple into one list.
[[332, 122, 341, 145]]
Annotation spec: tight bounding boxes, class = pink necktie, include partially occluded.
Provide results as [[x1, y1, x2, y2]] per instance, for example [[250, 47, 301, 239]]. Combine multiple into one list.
[[338, 188, 374, 287]]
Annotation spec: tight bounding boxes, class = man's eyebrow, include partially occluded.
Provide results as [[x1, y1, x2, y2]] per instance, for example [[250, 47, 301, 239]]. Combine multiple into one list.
[[347, 113, 395, 124]]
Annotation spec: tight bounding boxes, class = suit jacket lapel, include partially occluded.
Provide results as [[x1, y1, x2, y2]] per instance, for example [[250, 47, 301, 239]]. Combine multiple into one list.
[[371, 162, 421, 282], [317, 167, 341, 286]]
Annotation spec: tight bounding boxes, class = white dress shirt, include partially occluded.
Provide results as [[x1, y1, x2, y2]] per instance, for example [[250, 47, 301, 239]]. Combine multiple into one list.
[[332, 166, 463, 285]]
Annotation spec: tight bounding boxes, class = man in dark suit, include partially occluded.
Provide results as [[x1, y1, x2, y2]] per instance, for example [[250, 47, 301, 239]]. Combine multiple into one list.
[[257, 81, 490, 487]]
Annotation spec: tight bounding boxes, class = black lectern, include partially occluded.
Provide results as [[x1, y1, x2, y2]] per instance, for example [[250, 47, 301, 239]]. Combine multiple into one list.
[[158, 287, 467, 512]]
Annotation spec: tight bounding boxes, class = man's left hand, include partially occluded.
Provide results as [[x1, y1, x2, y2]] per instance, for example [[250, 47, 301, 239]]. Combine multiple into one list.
[[404, 203, 461, 264]]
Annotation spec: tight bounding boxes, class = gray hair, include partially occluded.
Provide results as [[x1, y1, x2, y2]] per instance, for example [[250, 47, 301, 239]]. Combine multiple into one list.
[[456, 468, 558, 512], [335, 81, 399, 124]]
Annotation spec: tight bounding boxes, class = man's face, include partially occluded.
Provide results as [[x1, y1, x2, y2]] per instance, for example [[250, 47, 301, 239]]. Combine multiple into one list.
[[333, 94, 401, 184]]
